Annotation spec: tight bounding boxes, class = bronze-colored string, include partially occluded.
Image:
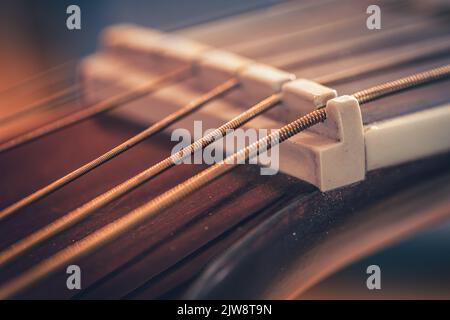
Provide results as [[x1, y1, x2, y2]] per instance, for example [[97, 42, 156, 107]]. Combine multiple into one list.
[[0, 78, 239, 223], [0, 65, 192, 154], [0, 92, 280, 267], [0, 85, 81, 126], [1, 64, 450, 298]]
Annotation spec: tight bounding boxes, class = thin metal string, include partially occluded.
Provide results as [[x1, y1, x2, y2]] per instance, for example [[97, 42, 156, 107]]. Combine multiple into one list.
[[0, 65, 192, 154], [0, 60, 76, 98], [0, 78, 239, 223], [267, 17, 443, 69], [311, 38, 450, 85], [2, 63, 450, 298], [0, 84, 82, 126], [0, 92, 280, 267], [352, 64, 450, 104], [0, 0, 433, 127]]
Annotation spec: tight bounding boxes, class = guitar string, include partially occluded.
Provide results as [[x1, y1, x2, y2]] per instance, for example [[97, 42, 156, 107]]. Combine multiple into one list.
[[0, 78, 239, 222], [0, 3, 320, 125], [0, 0, 322, 99], [3, 39, 447, 217], [1, 50, 449, 263], [225, 14, 363, 56], [0, 0, 431, 122], [0, 25, 434, 129], [0, 0, 426, 126], [221, 0, 395, 53], [0, 84, 82, 127], [189, 0, 338, 48], [1, 64, 449, 299], [0, 60, 76, 98], [0, 65, 192, 154], [0, 59, 176, 127], [310, 37, 450, 85], [0, 0, 446, 280], [351, 64, 450, 104], [0, 0, 446, 298], [0, 0, 310, 122], [0, 0, 320, 105], [267, 16, 447, 69], [0, 93, 281, 267]]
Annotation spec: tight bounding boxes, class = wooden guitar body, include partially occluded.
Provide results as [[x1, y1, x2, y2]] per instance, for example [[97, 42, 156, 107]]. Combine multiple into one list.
[[0, 0, 450, 299]]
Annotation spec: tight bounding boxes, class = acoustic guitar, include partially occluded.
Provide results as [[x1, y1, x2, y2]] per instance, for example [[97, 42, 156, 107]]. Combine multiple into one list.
[[0, 0, 449, 299]]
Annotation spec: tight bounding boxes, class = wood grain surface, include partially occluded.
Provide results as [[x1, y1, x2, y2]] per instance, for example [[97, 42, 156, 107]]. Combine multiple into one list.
[[1, 108, 449, 299]]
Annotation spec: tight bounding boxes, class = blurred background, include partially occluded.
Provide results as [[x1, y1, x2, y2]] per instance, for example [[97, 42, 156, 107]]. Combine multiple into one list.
[[0, 0, 279, 91], [0, 0, 449, 299], [0, 0, 279, 140]]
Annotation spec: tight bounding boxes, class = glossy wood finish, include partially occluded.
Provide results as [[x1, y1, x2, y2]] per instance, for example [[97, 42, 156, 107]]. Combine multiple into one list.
[[1, 106, 449, 299], [1, 0, 450, 299], [0, 111, 315, 299]]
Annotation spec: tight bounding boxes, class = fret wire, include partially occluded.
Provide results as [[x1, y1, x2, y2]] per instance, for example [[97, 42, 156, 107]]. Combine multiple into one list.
[[0, 92, 281, 268], [0, 78, 239, 224], [1, 64, 449, 298], [0, 65, 192, 154]]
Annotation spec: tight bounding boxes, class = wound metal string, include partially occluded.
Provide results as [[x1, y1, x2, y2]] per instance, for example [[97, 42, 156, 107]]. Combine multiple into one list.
[[0, 78, 239, 223], [0, 92, 281, 267], [1, 64, 450, 299], [0, 65, 192, 154]]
